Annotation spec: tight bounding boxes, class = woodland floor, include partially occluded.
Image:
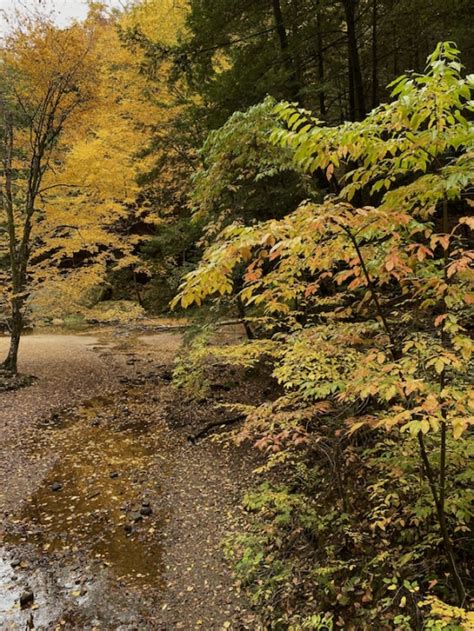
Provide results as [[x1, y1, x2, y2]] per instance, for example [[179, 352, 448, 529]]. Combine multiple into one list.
[[0, 325, 261, 630]]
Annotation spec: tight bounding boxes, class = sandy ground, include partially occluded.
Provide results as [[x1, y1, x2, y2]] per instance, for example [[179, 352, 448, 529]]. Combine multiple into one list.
[[0, 334, 112, 422]]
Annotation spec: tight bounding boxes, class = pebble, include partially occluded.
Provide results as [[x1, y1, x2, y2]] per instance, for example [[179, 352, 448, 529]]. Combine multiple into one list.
[[19, 590, 34, 608], [130, 512, 143, 523]]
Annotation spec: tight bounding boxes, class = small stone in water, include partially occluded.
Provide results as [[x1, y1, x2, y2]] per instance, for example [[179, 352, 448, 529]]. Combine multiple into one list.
[[20, 590, 34, 609], [130, 512, 143, 523]]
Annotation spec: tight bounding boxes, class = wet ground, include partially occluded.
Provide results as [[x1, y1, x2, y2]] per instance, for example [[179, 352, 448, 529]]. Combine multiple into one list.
[[0, 328, 256, 630]]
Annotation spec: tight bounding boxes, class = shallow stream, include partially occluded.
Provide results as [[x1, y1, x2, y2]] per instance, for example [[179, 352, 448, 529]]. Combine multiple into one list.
[[0, 338, 175, 629]]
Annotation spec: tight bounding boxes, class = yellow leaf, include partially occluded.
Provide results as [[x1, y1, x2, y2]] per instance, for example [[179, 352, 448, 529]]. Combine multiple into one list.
[[452, 418, 466, 439], [434, 359, 445, 374]]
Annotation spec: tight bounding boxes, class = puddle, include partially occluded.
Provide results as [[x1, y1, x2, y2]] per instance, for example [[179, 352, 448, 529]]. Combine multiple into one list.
[[1, 382, 172, 628]]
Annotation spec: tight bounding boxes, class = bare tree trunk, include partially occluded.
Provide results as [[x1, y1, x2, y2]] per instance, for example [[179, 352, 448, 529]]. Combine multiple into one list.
[[2, 296, 23, 373], [133, 272, 144, 308], [342, 0, 366, 120], [236, 295, 254, 340], [271, 0, 300, 101], [1, 108, 23, 374], [316, 1, 326, 117], [371, 0, 379, 108], [418, 434, 466, 605]]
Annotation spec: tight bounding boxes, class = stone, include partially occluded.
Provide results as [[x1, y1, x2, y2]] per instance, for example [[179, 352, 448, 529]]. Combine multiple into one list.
[[130, 512, 143, 523], [51, 482, 62, 492], [160, 370, 172, 382], [20, 590, 34, 609], [140, 506, 152, 517]]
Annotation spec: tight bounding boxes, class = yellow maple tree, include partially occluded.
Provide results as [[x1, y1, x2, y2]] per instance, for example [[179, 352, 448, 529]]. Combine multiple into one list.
[[32, 0, 190, 318], [0, 14, 100, 370], [1, 1, 190, 368]]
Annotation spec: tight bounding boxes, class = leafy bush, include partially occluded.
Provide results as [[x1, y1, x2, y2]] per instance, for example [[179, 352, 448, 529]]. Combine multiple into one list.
[[176, 43, 473, 626]]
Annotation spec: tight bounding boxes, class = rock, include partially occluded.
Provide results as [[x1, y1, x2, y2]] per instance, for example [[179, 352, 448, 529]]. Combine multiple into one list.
[[51, 482, 62, 492], [10, 559, 21, 568], [210, 382, 232, 392], [130, 512, 143, 523], [52, 318, 64, 327], [20, 590, 34, 609], [140, 506, 152, 517], [123, 524, 133, 534], [160, 370, 172, 382], [109, 471, 120, 479]]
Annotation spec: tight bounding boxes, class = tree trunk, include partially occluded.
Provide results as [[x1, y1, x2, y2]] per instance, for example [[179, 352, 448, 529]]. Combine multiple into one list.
[[236, 295, 254, 340], [316, 1, 326, 117], [271, 0, 300, 101], [1, 109, 23, 374], [2, 296, 23, 374], [418, 434, 466, 605], [342, 0, 366, 120], [371, 0, 379, 108], [133, 273, 144, 308]]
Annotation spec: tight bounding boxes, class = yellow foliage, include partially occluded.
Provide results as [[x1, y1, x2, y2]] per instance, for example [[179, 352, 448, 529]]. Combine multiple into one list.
[[1, 0, 189, 315], [120, 0, 187, 44], [421, 596, 474, 630]]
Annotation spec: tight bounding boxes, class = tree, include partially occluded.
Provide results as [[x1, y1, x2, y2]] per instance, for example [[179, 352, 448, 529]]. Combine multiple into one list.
[[0, 17, 99, 372], [170, 0, 474, 127], [0, 1, 191, 345], [116, 0, 204, 312]]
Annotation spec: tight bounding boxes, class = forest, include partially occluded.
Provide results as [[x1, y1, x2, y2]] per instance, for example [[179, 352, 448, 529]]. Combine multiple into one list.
[[0, 0, 473, 629]]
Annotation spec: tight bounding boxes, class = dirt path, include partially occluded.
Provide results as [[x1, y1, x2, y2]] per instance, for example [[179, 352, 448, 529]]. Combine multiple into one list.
[[0, 330, 256, 630]]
